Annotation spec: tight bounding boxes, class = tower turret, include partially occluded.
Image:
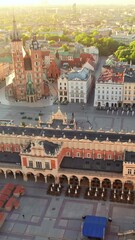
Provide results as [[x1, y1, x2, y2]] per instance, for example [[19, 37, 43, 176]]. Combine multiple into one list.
[[11, 15, 20, 42]]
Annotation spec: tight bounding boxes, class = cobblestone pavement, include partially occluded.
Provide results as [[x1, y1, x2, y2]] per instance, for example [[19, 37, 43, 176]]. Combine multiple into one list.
[[0, 178, 135, 240]]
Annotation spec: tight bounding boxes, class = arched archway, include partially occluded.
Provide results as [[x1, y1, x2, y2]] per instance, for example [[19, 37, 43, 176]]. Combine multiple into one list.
[[69, 175, 78, 186], [37, 173, 45, 182], [113, 179, 122, 189], [15, 171, 23, 180], [124, 181, 134, 191], [80, 177, 89, 187], [47, 174, 55, 183], [27, 172, 35, 181], [6, 170, 14, 179], [0, 169, 5, 179], [102, 178, 111, 188], [59, 175, 68, 185], [91, 177, 100, 188]]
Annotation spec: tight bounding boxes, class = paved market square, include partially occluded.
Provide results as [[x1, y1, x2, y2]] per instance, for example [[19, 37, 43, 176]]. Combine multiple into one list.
[[0, 178, 135, 240]]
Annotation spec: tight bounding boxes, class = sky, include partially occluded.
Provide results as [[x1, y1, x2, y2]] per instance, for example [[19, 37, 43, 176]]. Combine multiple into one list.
[[0, 0, 135, 6]]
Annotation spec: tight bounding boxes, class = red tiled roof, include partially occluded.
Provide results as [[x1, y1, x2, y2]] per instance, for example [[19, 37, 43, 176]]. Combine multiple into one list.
[[98, 68, 124, 83], [13, 185, 25, 197], [0, 201, 4, 208], [4, 183, 15, 191], [0, 194, 8, 203], [0, 188, 12, 196], [0, 212, 6, 222]]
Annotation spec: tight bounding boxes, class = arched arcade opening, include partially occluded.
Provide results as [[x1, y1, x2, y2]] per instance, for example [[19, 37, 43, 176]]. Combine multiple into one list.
[[124, 181, 134, 191], [113, 179, 122, 189], [36, 173, 45, 182], [15, 171, 23, 180], [80, 176, 89, 187], [27, 172, 35, 181], [0, 169, 5, 179], [69, 175, 79, 186], [59, 175, 68, 185], [102, 178, 111, 189], [47, 174, 55, 183], [91, 177, 100, 188], [6, 170, 14, 179]]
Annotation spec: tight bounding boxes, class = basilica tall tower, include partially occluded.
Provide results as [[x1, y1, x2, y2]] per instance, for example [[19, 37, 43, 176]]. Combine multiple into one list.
[[11, 16, 26, 101]]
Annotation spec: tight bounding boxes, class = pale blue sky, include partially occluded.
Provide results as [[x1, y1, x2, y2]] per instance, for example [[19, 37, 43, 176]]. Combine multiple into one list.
[[0, 0, 135, 6]]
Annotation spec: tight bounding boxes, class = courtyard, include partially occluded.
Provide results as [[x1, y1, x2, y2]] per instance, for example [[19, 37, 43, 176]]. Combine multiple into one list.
[[0, 178, 134, 240]]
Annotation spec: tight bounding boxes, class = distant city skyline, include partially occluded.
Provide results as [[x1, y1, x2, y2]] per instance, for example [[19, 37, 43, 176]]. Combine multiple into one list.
[[0, 0, 135, 6]]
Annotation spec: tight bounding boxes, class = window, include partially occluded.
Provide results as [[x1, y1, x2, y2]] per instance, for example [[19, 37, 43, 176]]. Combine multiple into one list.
[[87, 153, 90, 158], [29, 161, 33, 168], [97, 154, 101, 159], [36, 161, 42, 169], [45, 162, 50, 169], [77, 152, 80, 157], [128, 169, 132, 174], [129, 86, 131, 89], [108, 155, 111, 159]]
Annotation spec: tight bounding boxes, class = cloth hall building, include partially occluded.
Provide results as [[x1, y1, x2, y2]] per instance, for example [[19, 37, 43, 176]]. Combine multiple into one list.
[[0, 108, 135, 192]]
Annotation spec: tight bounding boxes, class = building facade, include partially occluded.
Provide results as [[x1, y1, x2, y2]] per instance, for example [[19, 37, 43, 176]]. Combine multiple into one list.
[[123, 68, 135, 107], [58, 63, 93, 103], [94, 65, 124, 108], [0, 109, 135, 191]]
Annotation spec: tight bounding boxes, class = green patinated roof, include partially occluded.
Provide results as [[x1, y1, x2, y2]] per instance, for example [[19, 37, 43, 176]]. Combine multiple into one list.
[[0, 56, 12, 63]]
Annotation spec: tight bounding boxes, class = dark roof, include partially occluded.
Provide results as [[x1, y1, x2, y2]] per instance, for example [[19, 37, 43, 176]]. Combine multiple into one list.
[[39, 140, 60, 154], [125, 151, 135, 162], [124, 68, 135, 83], [24, 57, 32, 71], [60, 157, 123, 173], [0, 152, 21, 164], [0, 125, 135, 143]]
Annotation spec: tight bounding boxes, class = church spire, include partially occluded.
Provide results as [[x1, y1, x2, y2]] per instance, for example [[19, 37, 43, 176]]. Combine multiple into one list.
[[11, 13, 20, 42]]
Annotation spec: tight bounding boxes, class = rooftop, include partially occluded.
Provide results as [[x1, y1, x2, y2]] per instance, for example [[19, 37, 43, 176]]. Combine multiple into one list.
[[125, 151, 135, 163], [68, 67, 90, 81], [98, 65, 124, 83], [0, 152, 21, 164], [124, 68, 135, 83], [1, 125, 135, 143], [60, 156, 123, 173]]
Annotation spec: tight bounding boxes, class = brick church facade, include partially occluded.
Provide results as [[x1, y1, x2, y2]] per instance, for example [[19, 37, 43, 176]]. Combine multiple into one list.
[[8, 17, 51, 102]]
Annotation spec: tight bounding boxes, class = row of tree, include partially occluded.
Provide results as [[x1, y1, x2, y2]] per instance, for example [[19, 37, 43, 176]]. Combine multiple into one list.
[[114, 41, 135, 64], [74, 31, 121, 56]]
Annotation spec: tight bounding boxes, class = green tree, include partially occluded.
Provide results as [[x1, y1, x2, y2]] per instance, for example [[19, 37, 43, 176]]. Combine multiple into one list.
[[61, 44, 69, 51]]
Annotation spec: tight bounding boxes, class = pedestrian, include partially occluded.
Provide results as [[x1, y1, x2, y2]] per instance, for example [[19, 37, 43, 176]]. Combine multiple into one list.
[[22, 214, 25, 218]]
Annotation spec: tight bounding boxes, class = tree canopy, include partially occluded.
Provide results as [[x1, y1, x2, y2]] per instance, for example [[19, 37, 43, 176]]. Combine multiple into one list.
[[75, 31, 120, 56], [114, 40, 135, 63]]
